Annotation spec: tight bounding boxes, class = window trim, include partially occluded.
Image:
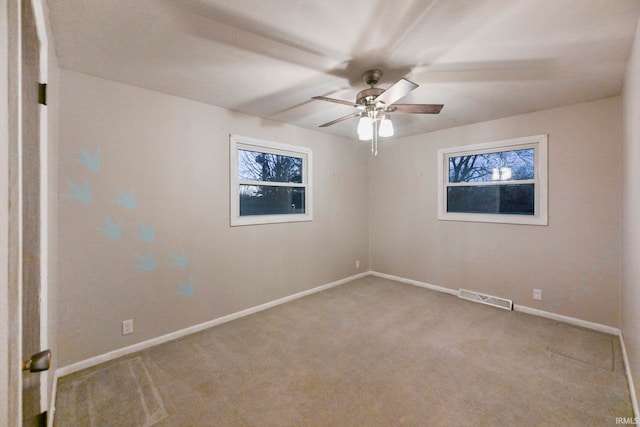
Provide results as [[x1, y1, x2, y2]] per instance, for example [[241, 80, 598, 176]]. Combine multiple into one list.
[[437, 134, 548, 225], [230, 134, 313, 226]]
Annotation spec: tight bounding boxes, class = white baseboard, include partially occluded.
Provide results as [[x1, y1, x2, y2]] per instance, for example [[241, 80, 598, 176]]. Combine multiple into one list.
[[53, 270, 638, 419], [514, 303, 640, 416], [370, 270, 637, 416], [47, 371, 59, 427], [369, 271, 619, 334], [620, 332, 640, 418], [370, 271, 458, 296], [512, 304, 620, 335], [55, 271, 369, 377]]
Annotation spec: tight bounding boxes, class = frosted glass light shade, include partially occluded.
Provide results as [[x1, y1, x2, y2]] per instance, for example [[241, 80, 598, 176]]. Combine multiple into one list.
[[357, 117, 372, 141], [379, 117, 394, 137]]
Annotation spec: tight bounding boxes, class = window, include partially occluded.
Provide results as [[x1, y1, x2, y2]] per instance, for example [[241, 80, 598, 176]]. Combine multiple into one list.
[[438, 134, 548, 225], [230, 135, 312, 226]]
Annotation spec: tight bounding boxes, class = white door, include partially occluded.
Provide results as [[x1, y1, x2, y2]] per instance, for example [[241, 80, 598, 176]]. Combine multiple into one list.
[[21, 0, 46, 424], [4, 0, 50, 425]]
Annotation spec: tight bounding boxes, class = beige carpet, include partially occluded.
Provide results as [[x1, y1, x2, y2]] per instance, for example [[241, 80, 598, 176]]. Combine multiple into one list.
[[54, 275, 633, 426]]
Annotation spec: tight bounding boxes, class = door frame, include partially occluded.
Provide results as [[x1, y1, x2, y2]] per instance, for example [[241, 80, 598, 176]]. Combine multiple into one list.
[[2, 0, 51, 424], [0, 0, 12, 421], [32, 0, 50, 414], [4, 0, 23, 423]]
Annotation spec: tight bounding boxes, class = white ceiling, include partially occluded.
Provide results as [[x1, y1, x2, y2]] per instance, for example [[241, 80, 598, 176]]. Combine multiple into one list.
[[48, 0, 640, 140]]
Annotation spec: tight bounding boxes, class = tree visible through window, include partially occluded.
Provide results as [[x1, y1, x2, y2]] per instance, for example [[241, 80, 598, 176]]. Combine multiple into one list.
[[438, 135, 548, 225], [238, 149, 304, 216], [449, 149, 534, 183], [230, 135, 313, 226], [447, 148, 535, 215]]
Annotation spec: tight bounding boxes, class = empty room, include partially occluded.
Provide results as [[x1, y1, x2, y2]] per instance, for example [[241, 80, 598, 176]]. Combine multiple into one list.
[[3, 0, 640, 425]]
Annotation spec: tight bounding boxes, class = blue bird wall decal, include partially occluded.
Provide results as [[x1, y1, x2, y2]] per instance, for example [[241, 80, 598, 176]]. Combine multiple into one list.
[[97, 216, 123, 240], [64, 180, 93, 205], [177, 277, 195, 297], [75, 147, 100, 172], [135, 222, 156, 243], [114, 188, 137, 210], [169, 249, 188, 268]]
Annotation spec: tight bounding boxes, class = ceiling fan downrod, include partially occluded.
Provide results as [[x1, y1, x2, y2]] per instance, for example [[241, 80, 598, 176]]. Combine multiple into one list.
[[358, 70, 383, 155]]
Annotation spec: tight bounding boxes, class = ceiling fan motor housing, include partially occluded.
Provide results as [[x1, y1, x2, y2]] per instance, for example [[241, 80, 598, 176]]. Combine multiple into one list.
[[358, 70, 385, 106], [356, 87, 385, 106], [363, 69, 382, 86]]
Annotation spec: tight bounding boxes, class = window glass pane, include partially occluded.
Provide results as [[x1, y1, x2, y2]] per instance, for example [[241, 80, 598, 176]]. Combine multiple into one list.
[[238, 149, 303, 183], [449, 148, 534, 183], [447, 184, 534, 215], [239, 185, 305, 216]]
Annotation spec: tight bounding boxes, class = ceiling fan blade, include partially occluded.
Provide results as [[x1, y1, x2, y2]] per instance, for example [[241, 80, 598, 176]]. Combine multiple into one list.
[[312, 96, 361, 109], [373, 78, 418, 107], [319, 111, 362, 127], [387, 104, 444, 114]]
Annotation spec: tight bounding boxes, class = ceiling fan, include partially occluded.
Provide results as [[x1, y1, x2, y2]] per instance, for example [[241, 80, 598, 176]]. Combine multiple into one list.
[[312, 69, 443, 155]]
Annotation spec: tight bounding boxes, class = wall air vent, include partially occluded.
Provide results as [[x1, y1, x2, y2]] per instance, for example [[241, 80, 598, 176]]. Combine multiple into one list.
[[458, 289, 513, 311]]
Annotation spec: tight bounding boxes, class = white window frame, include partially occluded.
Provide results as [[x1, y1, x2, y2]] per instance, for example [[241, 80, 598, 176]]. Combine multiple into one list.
[[437, 134, 548, 225], [230, 135, 313, 226]]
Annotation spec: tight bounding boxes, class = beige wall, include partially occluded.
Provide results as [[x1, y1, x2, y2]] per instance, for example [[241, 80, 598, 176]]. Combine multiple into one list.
[[370, 97, 623, 327], [622, 19, 640, 408], [56, 65, 631, 373], [56, 70, 370, 367]]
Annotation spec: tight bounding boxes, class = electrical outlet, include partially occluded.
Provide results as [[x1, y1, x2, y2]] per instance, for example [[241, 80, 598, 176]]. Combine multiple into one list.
[[355, 260, 360, 269], [122, 319, 134, 335], [533, 289, 542, 301]]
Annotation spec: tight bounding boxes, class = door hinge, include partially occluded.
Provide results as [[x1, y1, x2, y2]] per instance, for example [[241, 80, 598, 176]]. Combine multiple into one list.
[[38, 83, 46, 105], [37, 411, 47, 427]]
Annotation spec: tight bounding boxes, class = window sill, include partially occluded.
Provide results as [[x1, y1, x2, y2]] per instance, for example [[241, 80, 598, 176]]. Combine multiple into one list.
[[230, 213, 313, 227], [437, 212, 548, 226]]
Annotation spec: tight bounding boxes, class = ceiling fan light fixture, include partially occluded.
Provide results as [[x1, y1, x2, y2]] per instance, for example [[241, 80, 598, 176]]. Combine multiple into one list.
[[379, 116, 394, 137], [357, 117, 372, 141], [312, 70, 443, 154]]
